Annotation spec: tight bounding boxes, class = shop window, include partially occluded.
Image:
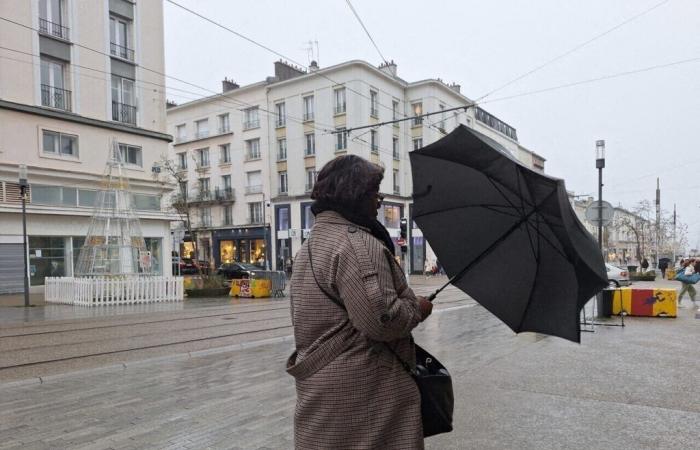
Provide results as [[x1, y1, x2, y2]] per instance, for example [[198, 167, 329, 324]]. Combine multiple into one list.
[[29, 236, 67, 285]]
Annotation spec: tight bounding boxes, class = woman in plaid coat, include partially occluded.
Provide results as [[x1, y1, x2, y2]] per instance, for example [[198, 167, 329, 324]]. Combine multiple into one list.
[[287, 155, 433, 449]]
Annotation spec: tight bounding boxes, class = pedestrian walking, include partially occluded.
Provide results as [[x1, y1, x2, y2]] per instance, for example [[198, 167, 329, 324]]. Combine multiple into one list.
[[286, 155, 433, 449], [659, 258, 669, 279], [641, 258, 649, 273], [677, 259, 697, 306]]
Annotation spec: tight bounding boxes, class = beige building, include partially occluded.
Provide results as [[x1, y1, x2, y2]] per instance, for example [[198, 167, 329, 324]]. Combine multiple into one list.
[[0, 0, 174, 293], [166, 59, 547, 273]]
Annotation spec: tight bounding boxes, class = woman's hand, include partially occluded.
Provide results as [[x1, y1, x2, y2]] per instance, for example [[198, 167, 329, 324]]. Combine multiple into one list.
[[417, 296, 433, 321]]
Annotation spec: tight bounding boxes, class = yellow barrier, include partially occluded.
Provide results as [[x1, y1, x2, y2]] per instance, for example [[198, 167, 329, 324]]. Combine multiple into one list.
[[229, 278, 272, 298], [611, 287, 677, 317]]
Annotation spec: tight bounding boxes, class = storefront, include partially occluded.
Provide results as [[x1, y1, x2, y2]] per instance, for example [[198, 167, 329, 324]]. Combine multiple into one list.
[[275, 204, 292, 272], [212, 226, 270, 269]]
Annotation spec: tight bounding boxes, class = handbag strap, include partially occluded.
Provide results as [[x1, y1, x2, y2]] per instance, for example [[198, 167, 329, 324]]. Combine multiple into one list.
[[306, 235, 414, 375]]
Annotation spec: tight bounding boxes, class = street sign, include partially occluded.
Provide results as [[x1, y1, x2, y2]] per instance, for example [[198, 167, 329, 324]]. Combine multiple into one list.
[[585, 200, 615, 227]]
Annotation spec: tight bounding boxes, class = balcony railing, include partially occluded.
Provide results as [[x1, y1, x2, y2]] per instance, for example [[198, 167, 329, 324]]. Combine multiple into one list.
[[41, 84, 71, 112], [370, 108, 379, 118], [197, 216, 212, 228], [218, 125, 230, 134], [334, 104, 346, 114], [110, 42, 135, 62], [275, 118, 286, 128], [215, 187, 235, 201], [245, 185, 263, 195], [112, 101, 136, 125], [304, 148, 315, 157], [194, 130, 209, 140], [243, 119, 260, 130], [371, 145, 379, 154], [277, 152, 287, 161], [247, 216, 264, 225], [303, 112, 314, 122], [222, 216, 233, 226], [412, 117, 423, 126], [39, 18, 70, 41], [245, 151, 261, 161]]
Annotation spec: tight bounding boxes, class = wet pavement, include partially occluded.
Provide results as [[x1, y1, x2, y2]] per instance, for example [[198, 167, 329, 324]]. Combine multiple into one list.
[[0, 277, 698, 449]]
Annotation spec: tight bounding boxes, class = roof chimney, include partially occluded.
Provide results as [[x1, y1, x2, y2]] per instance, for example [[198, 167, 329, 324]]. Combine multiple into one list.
[[166, 100, 178, 109], [448, 82, 461, 93], [274, 60, 306, 82], [309, 60, 319, 71], [222, 77, 239, 92], [378, 60, 397, 77]]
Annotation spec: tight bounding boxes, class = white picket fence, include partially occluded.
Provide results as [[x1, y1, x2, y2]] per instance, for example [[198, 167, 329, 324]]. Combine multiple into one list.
[[45, 276, 184, 306]]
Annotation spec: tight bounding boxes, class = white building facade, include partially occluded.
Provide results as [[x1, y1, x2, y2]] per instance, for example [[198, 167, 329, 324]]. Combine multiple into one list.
[[166, 60, 546, 273], [0, 0, 175, 293]]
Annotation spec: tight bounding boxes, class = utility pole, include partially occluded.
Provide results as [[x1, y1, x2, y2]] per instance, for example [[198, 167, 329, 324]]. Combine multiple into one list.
[[672, 203, 676, 265], [655, 178, 661, 268], [595, 140, 605, 252]]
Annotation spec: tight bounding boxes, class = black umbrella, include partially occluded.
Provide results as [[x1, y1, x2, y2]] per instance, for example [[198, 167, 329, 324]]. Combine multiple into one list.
[[410, 125, 608, 343]]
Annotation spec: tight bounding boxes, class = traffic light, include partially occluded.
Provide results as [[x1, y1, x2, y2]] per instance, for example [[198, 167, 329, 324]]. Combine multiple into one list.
[[399, 218, 408, 253]]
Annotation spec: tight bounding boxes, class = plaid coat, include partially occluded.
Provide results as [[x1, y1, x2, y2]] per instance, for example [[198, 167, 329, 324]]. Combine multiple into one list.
[[287, 211, 424, 449]]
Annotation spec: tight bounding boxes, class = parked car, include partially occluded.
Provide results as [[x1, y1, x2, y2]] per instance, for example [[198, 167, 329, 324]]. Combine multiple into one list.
[[217, 262, 265, 282], [606, 263, 631, 287]]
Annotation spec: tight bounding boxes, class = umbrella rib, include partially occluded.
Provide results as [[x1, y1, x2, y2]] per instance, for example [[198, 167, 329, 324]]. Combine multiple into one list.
[[517, 169, 538, 258], [413, 203, 522, 220], [524, 216, 571, 262], [487, 177, 529, 216], [516, 211, 543, 332]]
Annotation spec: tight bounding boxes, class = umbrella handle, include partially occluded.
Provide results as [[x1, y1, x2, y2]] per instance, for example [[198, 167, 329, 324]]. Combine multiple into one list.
[[427, 291, 438, 302]]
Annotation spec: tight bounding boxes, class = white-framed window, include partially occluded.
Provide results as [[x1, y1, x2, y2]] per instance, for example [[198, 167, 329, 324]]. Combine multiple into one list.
[[196, 148, 209, 167], [392, 137, 399, 160], [275, 102, 286, 127], [40, 56, 70, 111], [336, 128, 347, 151], [223, 204, 233, 225], [305, 168, 316, 192], [246, 138, 261, 160], [248, 202, 263, 224], [370, 90, 379, 117], [246, 171, 262, 194], [439, 104, 446, 130], [199, 177, 210, 194], [218, 113, 230, 133], [392, 100, 399, 121], [178, 181, 188, 199], [277, 138, 287, 161], [412, 102, 423, 126], [199, 207, 212, 227], [42, 129, 78, 157], [111, 75, 135, 124], [109, 15, 133, 60], [370, 130, 378, 154], [413, 138, 423, 150], [177, 152, 187, 170], [334, 88, 346, 114], [118, 143, 142, 167], [278, 171, 288, 194], [176, 124, 186, 141], [39, 0, 67, 39], [303, 95, 314, 121], [243, 107, 259, 129], [195, 119, 209, 139], [393, 169, 400, 194], [221, 174, 232, 190], [219, 144, 231, 164], [304, 133, 315, 156]]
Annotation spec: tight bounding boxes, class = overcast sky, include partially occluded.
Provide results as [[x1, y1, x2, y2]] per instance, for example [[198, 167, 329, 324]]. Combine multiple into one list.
[[164, 0, 700, 251]]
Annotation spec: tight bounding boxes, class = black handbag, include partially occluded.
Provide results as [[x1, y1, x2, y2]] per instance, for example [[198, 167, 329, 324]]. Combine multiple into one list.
[[307, 239, 454, 438]]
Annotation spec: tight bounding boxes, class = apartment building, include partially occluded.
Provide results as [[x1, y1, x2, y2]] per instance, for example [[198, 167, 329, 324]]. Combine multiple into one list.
[[0, 0, 175, 293], [166, 59, 546, 273]]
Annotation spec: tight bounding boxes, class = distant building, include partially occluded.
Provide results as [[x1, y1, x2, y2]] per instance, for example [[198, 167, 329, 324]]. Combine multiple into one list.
[[0, 0, 175, 293], [166, 59, 547, 273]]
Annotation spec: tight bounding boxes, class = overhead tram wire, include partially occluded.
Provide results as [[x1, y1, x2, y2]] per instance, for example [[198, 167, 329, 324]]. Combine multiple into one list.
[[345, 0, 390, 66], [475, 0, 671, 102]]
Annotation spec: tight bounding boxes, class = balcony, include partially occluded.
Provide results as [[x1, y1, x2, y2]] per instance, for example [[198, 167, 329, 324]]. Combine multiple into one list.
[[303, 112, 314, 122], [215, 187, 235, 202], [110, 42, 135, 62], [412, 117, 423, 127], [245, 185, 263, 195], [41, 84, 71, 112], [112, 101, 136, 125], [275, 118, 286, 128], [243, 119, 260, 130], [39, 18, 70, 41], [245, 152, 261, 162], [218, 125, 230, 134], [247, 216, 264, 225], [334, 104, 346, 115]]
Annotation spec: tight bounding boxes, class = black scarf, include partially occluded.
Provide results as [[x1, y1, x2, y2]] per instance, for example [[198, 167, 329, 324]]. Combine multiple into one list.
[[311, 200, 396, 256]]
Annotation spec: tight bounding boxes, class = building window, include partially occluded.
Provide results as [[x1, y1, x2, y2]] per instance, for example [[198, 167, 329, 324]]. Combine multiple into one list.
[[196, 148, 209, 167], [370, 130, 379, 154], [277, 206, 290, 231], [29, 236, 66, 286], [393, 169, 400, 195], [177, 152, 187, 170], [31, 185, 77, 206], [279, 171, 288, 194], [382, 204, 401, 229], [199, 177, 210, 195], [248, 202, 263, 224], [218, 113, 230, 133], [111, 75, 136, 125], [412, 102, 423, 126], [118, 143, 142, 167], [219, 144, 231, 163], [246, 171, 262, 194], [392, 100, 399, 121], [413, 138, 423, 150], [223, 205, 233, 226], [178, 181, 188, 199], [303, 95, 314, 121], [336, 128, 347, 151], [42, 129, 78, 157], [370, 90, 379, 117], [221, 174, 232, 191], [132, 194, 161, 211], [439, 104, 446, 130], [195, 119, 209, 139], [199, 207, 212, 227], [277, 138, 287, 161], [304, 133, 315, 156], [305, 168, 316, 192], [109, 15, 133, 61], [334, 88, 346, 114], [243, 107, 260, 129], [392, 137, 399, 160], [275, 102, 286, 127], [39, 0, 69, 40], [40, 56, 71, 111], [176, 124, 186, 142], [246, 138, 261, 160]]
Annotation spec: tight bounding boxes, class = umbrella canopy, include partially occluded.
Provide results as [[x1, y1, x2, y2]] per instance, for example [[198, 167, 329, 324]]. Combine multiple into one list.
[[410, 125, 607, 343]]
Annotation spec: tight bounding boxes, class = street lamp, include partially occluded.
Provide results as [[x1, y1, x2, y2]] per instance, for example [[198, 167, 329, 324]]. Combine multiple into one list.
[[595, 140, 605, 252], [18, 165, 30, 307]]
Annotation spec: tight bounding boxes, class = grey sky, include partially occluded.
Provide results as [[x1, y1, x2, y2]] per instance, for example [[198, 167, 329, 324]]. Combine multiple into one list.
[[164, 0, 700, 251]]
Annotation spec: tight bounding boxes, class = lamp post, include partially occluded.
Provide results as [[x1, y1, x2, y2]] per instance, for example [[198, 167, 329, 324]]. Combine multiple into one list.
[[596, 140, 605, 253], [18, 165, 30, 307], [262, 191, 270, 271]]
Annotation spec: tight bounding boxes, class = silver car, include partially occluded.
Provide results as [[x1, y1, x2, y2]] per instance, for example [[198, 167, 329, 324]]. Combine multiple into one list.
[[605, 263, 631, 287]]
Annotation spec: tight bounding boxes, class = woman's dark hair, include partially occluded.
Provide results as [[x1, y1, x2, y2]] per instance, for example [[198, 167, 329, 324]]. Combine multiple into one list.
[[311, 155, 384, 209]]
